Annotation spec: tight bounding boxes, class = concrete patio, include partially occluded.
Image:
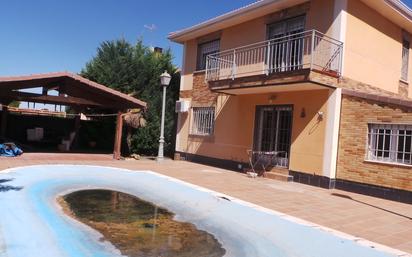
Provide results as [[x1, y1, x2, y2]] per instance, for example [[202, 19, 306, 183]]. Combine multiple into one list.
[[1, 153, 411, 254]]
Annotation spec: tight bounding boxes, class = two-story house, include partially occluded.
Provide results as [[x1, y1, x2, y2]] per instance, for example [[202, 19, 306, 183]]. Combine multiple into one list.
[[169, 0, 412, 203]]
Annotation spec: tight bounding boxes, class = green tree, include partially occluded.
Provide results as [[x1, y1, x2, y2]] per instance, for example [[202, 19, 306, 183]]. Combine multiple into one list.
[[8, 101, 20, 108], [81, 39, 180, 157]]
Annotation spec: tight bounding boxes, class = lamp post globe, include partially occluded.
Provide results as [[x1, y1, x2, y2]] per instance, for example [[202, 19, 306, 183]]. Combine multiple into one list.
[[160, 71, 171, 86], [157, 71, 171, 161]]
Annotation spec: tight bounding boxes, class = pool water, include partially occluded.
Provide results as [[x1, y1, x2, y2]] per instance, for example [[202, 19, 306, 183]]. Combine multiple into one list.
[[61, 189, 225, 257]]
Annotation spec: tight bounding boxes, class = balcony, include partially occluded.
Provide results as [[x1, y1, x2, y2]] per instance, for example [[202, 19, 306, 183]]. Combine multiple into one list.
[[205, 30, 343, 85]]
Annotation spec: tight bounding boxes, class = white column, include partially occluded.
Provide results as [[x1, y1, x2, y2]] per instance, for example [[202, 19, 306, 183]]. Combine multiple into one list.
[[322, 88, 342, 179], [332, 0, 348, 75], [175, 42, 187, 153]]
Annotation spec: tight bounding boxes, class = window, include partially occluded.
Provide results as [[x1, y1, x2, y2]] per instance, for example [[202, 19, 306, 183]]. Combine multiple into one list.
[[197, 40, 220, 71], [267, 16, 305, 72], [191, 107, 215, 136], [367, 124, 412, 165], [401, 38, 410, 81]]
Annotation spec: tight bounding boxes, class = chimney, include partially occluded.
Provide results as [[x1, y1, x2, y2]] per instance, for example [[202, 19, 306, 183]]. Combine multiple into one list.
[[154, 47, 163, 54]]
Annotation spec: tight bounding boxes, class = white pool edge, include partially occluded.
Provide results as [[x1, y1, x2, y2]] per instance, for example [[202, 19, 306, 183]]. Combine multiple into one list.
[[1, 164, 411, 257]]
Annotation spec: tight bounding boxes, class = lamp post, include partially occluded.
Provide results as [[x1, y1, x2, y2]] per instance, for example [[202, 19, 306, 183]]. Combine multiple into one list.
[[157, 70, 171, 161]]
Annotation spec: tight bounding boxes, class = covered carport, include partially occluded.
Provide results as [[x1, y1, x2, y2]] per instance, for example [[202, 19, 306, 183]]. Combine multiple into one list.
[[0, 72, 146, 159]]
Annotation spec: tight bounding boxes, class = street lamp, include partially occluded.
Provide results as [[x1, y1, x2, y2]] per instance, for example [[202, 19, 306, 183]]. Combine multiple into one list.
[[157, 70, 171, 161]]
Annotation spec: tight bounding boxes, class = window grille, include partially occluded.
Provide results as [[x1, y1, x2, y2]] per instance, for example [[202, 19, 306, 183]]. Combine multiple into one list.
[[401, 39, 410, 81], [197, 40, 220, 70], [367, 124, 412, 165], [191, 107, 215, 136]]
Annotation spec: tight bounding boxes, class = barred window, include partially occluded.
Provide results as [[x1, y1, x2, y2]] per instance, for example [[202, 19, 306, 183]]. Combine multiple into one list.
[[367, 124, 412, 165], [197, 39, 220, 70], [191, 107, 215, 136], [401, 38, 410, 81]]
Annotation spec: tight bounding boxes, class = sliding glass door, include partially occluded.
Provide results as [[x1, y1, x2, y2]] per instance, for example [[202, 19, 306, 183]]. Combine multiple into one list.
[[254, 105, 293, 167]]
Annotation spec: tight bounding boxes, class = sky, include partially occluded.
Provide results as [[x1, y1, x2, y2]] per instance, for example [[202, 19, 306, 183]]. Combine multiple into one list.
[[2, 0, 412, 77], [0, 0, 254, 76]]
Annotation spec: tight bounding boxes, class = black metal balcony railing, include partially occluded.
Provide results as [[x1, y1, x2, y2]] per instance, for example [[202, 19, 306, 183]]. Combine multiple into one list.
[[205, 30, 343, 82]]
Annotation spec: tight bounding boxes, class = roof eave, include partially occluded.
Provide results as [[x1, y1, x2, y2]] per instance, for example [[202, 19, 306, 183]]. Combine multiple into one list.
[[169, 0, 412, 44], [385, 0, 412, 21], [168, 0, 274, 43], [359, 0, 412, 35], [168, 0, 308, 44]]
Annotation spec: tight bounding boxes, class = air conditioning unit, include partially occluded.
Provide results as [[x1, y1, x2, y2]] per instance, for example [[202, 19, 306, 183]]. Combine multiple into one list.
[[175, 100, 190, 113]]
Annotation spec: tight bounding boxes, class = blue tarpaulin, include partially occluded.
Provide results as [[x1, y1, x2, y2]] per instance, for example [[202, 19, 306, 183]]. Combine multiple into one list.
[[0, 143, 23, 157]]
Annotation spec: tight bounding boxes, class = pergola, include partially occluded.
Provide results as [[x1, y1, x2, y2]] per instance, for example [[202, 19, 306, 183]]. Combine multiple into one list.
[[0, 72, 147, 159]]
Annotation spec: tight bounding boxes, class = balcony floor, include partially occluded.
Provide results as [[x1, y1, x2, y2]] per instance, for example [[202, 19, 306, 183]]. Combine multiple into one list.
[[208, 68, 338, 94]]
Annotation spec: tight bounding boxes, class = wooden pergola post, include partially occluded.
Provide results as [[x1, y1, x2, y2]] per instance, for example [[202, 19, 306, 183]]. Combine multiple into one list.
[[0, 105, 9, 139], [113, 111, 123, 160]]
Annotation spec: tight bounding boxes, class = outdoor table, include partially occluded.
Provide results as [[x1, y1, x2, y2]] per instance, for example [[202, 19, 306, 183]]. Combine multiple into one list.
[[246, 150, 286, 177]]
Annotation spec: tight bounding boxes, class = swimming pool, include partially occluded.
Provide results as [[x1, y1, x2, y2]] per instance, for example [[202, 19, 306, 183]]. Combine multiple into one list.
[[0, 165, 408, 257]]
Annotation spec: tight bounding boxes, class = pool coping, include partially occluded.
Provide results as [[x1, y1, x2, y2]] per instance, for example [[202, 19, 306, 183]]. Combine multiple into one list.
[[1, 164, 411, 257]]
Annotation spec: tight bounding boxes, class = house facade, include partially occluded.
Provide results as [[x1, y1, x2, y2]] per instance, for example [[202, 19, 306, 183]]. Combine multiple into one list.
[[169, 0, 412, 203]]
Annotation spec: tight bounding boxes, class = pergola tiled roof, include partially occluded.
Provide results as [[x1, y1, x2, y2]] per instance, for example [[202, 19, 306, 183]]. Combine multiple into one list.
[[0, 72, 146, 110]]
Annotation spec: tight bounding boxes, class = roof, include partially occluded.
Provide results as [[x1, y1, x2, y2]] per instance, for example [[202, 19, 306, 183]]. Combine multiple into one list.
[[0, 72, 146, 110], [169, 0, 412, 43]]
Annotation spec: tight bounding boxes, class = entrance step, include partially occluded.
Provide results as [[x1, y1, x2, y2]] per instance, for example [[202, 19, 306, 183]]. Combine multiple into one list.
[[265, 168, 293, 182], [269, 167, 290, 175], [265, 172, 293, 182]]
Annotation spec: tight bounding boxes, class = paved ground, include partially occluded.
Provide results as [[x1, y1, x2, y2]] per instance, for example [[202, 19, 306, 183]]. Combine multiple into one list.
[[1, 153, 412, 254]]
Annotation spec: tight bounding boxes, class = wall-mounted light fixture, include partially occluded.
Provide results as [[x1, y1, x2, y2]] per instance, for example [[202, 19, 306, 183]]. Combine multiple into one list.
[[300, 108, 306, 118], [317, 111, 324, 121], [268, 95, 277, 104]]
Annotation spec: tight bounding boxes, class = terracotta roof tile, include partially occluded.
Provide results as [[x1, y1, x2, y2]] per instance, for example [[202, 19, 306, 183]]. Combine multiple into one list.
[[0, 72, 147, 108]]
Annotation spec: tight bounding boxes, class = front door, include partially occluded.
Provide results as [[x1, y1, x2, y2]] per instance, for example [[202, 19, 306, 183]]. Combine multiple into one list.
[[253, 105, 293, 167]]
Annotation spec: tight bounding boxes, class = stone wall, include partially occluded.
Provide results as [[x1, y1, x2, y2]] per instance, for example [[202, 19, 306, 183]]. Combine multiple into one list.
[[336, 95, 412, 191]]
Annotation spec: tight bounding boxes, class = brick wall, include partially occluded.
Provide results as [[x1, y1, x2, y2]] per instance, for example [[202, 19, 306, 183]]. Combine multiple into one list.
[[337, 95, 412, 191], [399, 81, 409, 98], [179, 90, 192, 99], [192, 72, 218, 106]]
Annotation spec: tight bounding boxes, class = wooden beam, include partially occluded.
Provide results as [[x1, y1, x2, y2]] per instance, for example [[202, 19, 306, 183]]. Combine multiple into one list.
[[64, 80, 129, 108], [0, 90, 106, 107], [113, 111, 123, 160], [43, 81, 62, 91], [42, 87, 48, 95], [71, 107, 82, 150], [0, 79, 65, 91]]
